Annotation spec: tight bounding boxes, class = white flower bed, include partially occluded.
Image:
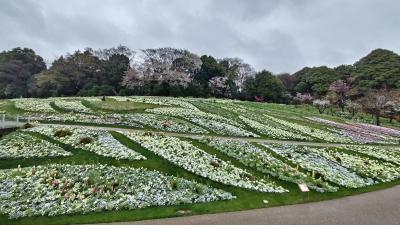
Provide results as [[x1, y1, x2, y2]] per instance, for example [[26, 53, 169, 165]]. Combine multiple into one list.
[[340, 145, 400, 165], [204, 139, 337, 192], [24, 113, 143, 128], [0, 164, 234, 219], [29, 125, 145, 161], [305, 147, 400, 182], [147, 107, 245, 128], [54, 100, 92, 113], [240, 116, 310, 140], [124, 113, 208, 134], [264, 144, 371, 188], [189, 117, 257, 137], [12, 98, 55, 113], [0, 132, 71, 159], [124, 132, 286, 193], [129, 96, 199, 110], [264, 115, 354, 143]]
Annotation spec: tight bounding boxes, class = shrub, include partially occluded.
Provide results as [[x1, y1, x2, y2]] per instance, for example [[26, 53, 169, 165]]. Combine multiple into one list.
[[22, 123, 33, 129], [79, 137, 93, 145], [54, 129, 72, 138]]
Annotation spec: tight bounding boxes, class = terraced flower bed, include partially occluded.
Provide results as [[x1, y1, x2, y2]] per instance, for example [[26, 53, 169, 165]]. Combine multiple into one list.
[[0, 96, 399, 225]]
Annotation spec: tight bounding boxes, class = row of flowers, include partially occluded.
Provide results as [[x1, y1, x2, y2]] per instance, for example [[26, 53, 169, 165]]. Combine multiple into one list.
[[304, 146, 400, 182], [123, 132, 287, 193], [146, 107, 256, 136], [12, 98, 56, 113], [22, 113, 144, 128], [0, 132, 71, 159], [29, 125, 145, 161], [53, 100, 93, 114], [307, 117, 399, 144], [124, 113, 209, 134], [239, 116, 310, 140], [203, 139, 337, 192], [264, 144, 372, 188], [0, 164, 234, 219], [264, 115, 354, 143], [339, 145, 400, 166]]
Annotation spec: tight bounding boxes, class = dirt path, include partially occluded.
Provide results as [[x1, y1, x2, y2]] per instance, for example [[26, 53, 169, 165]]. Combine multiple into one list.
[[88, 185, 400, 225], [43, 123, 398, 148]]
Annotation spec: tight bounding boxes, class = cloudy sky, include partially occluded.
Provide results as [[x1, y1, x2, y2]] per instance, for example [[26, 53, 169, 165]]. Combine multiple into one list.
[[1, 0, 399, 73]]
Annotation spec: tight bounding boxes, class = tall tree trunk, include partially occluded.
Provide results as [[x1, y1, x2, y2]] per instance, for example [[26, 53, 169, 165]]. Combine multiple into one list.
[[375, 114, 380, 126]]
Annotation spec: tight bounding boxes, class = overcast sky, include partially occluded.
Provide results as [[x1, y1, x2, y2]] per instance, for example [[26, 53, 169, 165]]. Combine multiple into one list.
[[1, 0, 399, 73]]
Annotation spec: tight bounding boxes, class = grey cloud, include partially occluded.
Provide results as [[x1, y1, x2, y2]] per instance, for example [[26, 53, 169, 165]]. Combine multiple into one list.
[[0, 0, 399, 73]]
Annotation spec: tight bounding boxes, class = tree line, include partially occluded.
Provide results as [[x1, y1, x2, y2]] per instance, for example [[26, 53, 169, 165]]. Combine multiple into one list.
[[0, 46, 399, 124]]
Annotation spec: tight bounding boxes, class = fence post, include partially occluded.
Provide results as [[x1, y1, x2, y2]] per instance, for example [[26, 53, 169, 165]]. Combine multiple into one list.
[[16, 115, 19, 127], [28, 115, 31, 124], [1, 113, 4, 128]]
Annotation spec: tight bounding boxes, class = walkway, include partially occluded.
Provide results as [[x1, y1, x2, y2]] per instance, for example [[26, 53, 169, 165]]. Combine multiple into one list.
[[90, 185, 400, 225]]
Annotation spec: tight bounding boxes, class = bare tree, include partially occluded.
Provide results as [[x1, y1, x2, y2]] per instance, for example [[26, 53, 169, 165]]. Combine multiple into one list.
[[313, 99, 331, 114], [384, 99, 400, 123], [359, 90, 398, 126], [346, 100, 362, 117], [208, 76, 230, 97], [329, 80, 350, 112]]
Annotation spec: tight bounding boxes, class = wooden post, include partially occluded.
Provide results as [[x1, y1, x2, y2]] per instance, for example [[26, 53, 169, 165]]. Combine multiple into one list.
[[1, 114, 4, 128], [16, 115, 19, 127], [28, 115, 31, 124]]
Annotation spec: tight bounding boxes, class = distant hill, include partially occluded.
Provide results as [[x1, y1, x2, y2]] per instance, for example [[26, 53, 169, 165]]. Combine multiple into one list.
[[284, 49, 400, 97]]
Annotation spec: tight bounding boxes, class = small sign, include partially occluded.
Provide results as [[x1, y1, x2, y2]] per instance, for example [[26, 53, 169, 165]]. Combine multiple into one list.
[[298, 183, 309, 192]]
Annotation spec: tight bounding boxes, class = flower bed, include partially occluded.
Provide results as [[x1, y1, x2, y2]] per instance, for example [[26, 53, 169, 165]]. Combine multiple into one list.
[[240, 116, 310, 140], [0, 164, 234, 219], [305, 147, 400, 182], [29, 126, 145, 161], [124, 113, 208, 134], [204, 139, 337, 192], [339, 145, 400, 165], [0, 132, 71, 159], [307, 117, 399, 144], [12, 99, 55, 113], [264, 144, 371, 188], [264, 115, 354, 143], [124, 132, 286, 193], [54, 100, 92, 113]]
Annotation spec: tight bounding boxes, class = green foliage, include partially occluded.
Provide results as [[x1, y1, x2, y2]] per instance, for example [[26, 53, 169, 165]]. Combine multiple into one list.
[[353, 49, 400, 91], [243, 70, 285, 102], [293, 66, 341, 96]]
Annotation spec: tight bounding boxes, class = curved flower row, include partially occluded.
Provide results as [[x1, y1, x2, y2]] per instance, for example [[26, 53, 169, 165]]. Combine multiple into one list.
[[24, 113, 143, 128], [129, 96, 199, 110], [305, 147, 400, 182], [54, 100, 92, 113], [29, 125, 145, 161], [147, 107, 245, 128], [0, 132, 71, 159], [124, 132, 286, 193], [307, 117, 399, 144], [204, 139, 337, 192], [264, 115, 354, 143], [239, 116, 310, 140], [124, 113, 208, 134], [0, 164, 234, 219], [340, 145, 400, 165], [12, 98, 56, 113], [264, 144, 371, 188], [189, 117, 257, 137]]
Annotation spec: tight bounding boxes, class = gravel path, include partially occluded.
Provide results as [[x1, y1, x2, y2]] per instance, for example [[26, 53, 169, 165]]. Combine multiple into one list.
[[89, 185, 400, 225]]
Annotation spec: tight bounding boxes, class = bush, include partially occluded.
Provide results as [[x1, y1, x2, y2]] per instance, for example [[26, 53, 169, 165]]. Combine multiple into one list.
[[79, 137, 93, 145], [54, 129, 72, 138], [22, 123, 33, 129]]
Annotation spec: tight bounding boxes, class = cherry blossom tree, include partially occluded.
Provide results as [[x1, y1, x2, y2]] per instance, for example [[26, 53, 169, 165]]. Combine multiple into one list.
[[329, 80, 350, 112]]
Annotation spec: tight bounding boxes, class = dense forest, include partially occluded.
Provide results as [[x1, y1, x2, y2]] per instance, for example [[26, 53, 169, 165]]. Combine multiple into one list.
[[0, 46, 399, 124], [1, 46, 399, 100]]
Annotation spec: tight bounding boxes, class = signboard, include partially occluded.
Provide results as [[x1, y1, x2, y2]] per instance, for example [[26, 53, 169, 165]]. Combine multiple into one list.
[[298, 183, 309, 192]]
